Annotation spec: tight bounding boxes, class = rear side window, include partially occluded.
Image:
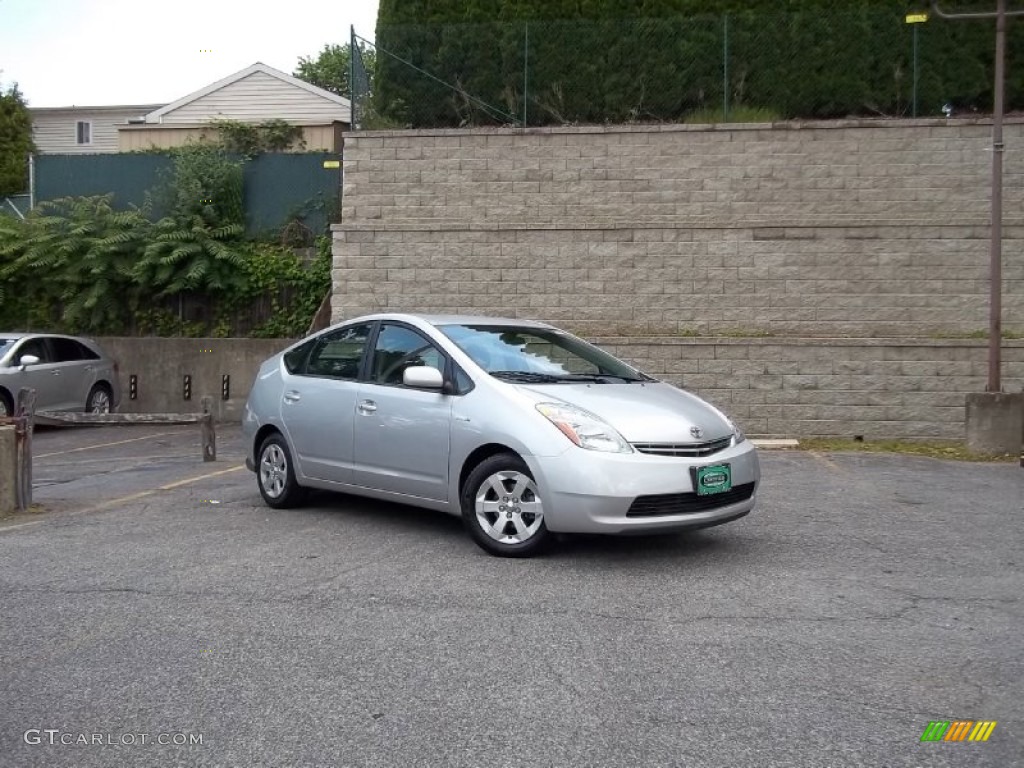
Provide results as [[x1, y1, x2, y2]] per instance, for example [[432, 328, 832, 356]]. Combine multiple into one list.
[[50, 338, 94, 362], [283, 338, 317, 374], [304, 323, 373, 380]]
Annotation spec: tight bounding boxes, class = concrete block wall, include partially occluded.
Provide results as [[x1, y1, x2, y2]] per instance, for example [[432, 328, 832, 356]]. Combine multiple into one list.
[[593, 337, 1024, 440], [333, 119, 1023, 337], [331, 119, 1024, 438]]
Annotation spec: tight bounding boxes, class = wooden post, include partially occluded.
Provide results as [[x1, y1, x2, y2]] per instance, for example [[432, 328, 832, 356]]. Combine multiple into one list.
[[15, 387, 36, 511], [200, 396, 216, 462]]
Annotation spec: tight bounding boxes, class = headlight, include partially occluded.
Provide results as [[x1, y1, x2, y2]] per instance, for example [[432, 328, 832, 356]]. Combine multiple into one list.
[[731, 423, 746, 445], [536, 403, 633, 453]]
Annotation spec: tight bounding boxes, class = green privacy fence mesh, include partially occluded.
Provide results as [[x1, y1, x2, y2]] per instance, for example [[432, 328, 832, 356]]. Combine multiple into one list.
[[351, 10, 1022, 129], [32, 152, 341, 237]]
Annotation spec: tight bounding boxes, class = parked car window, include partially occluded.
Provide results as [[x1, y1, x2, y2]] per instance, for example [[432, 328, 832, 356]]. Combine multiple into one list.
[[0, 338, 17, 358], [304, 324, 372, 380], [371, 324, 446, 386], [50, 337, 89, 362], [283, 337, 317, 375], [77, 341, 101, 360], [16, 337, 50, 363]]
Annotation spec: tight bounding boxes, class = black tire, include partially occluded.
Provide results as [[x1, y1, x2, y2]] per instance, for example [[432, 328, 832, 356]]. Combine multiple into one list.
[[0, 390, 12, 418], [256, 433, 306, 509], [461, 452, 550, 558], [85, 383, 113, 414]]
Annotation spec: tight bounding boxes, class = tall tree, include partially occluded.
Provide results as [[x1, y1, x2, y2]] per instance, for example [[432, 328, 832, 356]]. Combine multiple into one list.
[[0, 80, 35, 196], [294, 43, 377, 98]]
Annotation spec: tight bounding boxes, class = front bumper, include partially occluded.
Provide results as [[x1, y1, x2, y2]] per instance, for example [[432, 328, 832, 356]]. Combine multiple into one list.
[[525, 440, 760, 535]]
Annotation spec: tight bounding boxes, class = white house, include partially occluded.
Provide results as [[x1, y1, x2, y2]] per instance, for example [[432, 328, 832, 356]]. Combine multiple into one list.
[[29, 63, 352, 154], [119, 62, 352, 152], [30, 104, 161, 154]]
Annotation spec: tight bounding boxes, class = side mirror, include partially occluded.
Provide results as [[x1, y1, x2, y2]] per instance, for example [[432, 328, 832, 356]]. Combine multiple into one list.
[[403, 365, 444, 389], [19, 354, 40, 368]]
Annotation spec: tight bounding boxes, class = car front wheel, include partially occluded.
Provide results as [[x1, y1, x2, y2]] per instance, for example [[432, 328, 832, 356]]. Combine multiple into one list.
[[461, 453, 550, 557], [257, 433, 306, 509]]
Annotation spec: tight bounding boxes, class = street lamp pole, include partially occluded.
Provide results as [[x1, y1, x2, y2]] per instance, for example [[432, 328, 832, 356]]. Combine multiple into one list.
[[931, 0, 1022, 392]]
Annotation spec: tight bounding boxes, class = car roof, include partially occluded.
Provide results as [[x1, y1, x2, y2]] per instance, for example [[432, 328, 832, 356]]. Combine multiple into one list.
[[0, 332, 94, 341], [338, 313, 557, 329]]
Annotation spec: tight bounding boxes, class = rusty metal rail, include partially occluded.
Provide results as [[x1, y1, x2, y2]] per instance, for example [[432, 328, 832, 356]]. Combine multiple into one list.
[[0, 391, 218, 513], [34, 395, 217, 463]]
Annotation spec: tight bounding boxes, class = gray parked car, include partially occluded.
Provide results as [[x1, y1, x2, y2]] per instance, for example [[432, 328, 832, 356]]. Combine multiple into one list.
[[242, 314, 760, 557], [0, 333, 121, 417]]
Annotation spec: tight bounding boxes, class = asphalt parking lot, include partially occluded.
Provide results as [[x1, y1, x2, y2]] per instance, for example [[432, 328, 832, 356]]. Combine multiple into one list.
[[1, 425, 1021, 768]]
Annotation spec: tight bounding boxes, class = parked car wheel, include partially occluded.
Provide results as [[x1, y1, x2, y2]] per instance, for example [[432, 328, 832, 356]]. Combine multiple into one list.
[[257, 433, 306, 509], [86, 383, 113, 414], [461, 453, 550, 557], [0, 389, 11, 418]]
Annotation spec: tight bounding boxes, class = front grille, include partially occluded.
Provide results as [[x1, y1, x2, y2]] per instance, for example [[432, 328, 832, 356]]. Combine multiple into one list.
[[626, 483, 756, 517], [631, 436, 733, 458]]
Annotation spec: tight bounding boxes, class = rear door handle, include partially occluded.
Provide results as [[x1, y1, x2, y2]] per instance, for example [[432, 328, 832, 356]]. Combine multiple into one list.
[[283, 391, 301, 403], [357, 400, 377, 414], [51, 370, 61, 376]]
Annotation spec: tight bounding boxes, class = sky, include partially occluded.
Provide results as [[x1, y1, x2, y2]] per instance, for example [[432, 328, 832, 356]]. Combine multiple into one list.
[[0, 0, 380, 107]]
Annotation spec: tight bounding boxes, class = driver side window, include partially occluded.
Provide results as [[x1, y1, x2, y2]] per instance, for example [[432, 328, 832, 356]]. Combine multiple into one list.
[[371, 324, 445, 386], [16, 338, 50, 364]]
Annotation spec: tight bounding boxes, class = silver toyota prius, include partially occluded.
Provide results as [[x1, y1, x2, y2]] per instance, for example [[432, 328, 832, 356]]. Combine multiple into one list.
[[242, 314, 760, 557]]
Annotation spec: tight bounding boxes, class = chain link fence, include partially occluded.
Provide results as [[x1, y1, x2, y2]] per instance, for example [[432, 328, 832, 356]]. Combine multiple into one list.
[[351, 10, 1022, 129]]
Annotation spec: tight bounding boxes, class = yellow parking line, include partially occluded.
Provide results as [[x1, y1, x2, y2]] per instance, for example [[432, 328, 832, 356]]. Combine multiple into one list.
[[35, 431, 188, 459], [0, 520, 44, 534], [76, 465, 247, 513], [0, 465, 247, 531]]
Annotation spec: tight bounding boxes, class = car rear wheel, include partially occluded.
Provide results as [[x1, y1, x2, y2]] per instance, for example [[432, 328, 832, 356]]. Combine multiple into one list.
[[0, 390, 11, 418], [86, 383, 113, 414], [257, 433, 306, 509], [461, 453, 550, 558]]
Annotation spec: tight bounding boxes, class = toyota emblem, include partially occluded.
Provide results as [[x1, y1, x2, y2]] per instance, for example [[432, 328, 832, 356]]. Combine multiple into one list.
[[690, 426, 703, 439]]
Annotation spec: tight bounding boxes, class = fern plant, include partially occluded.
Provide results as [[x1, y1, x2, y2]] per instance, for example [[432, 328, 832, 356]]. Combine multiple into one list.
[[0, 195, 148, 333], [134, 215, 247, 296]]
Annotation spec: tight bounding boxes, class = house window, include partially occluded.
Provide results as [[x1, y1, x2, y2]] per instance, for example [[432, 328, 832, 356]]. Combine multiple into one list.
[[76, 121, 92, 145]]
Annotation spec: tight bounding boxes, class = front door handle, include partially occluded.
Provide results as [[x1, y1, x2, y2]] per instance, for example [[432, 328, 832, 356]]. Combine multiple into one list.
[[51, 370, 60, 376], [357, 400, 377, 414], [283, 391, 301, 404]]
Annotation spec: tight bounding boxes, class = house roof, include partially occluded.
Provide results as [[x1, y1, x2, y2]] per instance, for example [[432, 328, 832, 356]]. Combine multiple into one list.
[[29, 104, 164, 113], [144, 62, 350, 123]]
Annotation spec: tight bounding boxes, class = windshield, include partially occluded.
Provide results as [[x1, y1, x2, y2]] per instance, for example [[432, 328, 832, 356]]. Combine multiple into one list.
[[438, 324, 652, 383], [0, 339, 17, 359]]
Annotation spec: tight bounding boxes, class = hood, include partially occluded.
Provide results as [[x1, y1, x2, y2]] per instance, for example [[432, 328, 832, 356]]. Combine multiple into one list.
[[514, 382, 734, 443]]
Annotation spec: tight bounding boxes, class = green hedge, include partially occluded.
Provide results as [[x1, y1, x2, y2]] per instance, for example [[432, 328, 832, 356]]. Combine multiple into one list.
[[373, 1, 1021, 126]]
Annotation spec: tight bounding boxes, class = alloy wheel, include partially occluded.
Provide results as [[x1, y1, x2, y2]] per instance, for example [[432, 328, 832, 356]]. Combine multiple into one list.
[[475, 470, 545, 544]]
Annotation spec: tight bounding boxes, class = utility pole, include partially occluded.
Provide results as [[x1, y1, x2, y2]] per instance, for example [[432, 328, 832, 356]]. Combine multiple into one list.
[[931, 1, 1023, 392]]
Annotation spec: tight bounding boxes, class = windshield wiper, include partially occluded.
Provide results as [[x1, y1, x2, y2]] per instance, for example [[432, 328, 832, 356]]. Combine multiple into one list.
[[491, 371, 646, 384], [490, 371, 566, 383], [560, 373, 651, 383]]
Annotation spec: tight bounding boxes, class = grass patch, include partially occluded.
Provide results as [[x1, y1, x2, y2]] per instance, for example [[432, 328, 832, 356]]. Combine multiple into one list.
[[797, 437, 1019, 463], [687, 106, 781, 124]]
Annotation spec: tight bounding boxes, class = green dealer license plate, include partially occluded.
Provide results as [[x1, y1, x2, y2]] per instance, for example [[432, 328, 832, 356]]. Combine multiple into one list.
[[692, 464, 732, 496]]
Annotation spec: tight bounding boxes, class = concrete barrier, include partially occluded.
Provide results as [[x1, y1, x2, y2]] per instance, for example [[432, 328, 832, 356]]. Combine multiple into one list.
[[95, 337, 296, 423]]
